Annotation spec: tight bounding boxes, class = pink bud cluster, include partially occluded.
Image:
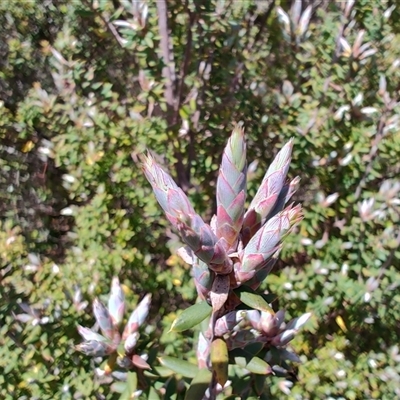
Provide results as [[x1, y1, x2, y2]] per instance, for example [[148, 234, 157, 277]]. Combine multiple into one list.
[[76, 277, 151, 372]]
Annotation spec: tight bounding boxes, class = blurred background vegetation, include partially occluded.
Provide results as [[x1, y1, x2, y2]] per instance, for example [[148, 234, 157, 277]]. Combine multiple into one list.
[[1, 0, 400, 398]]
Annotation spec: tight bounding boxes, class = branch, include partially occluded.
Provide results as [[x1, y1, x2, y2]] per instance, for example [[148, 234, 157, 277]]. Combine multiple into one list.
[[156, 0, 176, 111], [176, 1, 195, 114], [156, 0, 191, 190], [178, 0, 197, 184]]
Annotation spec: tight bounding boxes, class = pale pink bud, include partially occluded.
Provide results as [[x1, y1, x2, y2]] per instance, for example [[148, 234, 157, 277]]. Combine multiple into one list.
[[108, 277, 125, 327], [93, 298, 115, 341], [122, 294, 151, 340]]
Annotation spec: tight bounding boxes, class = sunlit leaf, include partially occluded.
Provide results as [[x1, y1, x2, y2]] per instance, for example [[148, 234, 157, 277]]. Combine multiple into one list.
[[170, 301, 212, 332]]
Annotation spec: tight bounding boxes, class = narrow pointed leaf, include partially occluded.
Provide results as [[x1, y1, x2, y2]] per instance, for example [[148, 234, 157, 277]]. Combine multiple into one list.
[[170, 301, 212, 332], [158, 356, 199, 378], [145, 366, 174, 378], [233, 286, 275, 314], [233, 355, 272, 375], [298, 6, 312, 36], [291, 0, 301, 25], [184, 368, 212, 400]]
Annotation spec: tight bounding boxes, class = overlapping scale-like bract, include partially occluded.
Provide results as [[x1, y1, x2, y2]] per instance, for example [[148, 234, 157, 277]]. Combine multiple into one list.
[[215, 126, 247, 250], [143, 131, 304, 303], [242, 140, 294, 244], [142, 154, 232, 275], [192, 259, 214, 300], [122, 293, 152, 340], [237, 204, 303, 283], [142, 128, 309, 380]]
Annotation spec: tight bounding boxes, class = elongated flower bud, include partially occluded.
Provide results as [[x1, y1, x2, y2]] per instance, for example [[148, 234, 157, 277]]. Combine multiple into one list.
[[76, 340, 115, 357], [237, 204, 302, 283], [242, 140, 293, 243], [142, 154, 232, 274], [108, 277, 125, 327], [77, 325, 108, 343], [122, 294, 151, 340], [124, 331, 140, 353], [93, 298, 115, 341], [215, 126, 247, 250]]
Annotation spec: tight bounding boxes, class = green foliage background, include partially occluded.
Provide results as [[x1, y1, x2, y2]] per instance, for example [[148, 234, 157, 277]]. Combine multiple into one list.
[[1, 0, 400, 398]]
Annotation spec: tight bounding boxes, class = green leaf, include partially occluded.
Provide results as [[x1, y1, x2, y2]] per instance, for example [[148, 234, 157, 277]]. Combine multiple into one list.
[[233, 355, 272, 375], [211, 338, 229, 386], [145, 366, 174, 378], [117, 372, 137, 400], [164, 377, 178, 399], [110, 381, 126, 394], [170, 301, 212, 332], [148, 387, 161, 400], [233, 286, 275, 313], [184, 368, 212, 400], [158, 356, 199, 378]]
